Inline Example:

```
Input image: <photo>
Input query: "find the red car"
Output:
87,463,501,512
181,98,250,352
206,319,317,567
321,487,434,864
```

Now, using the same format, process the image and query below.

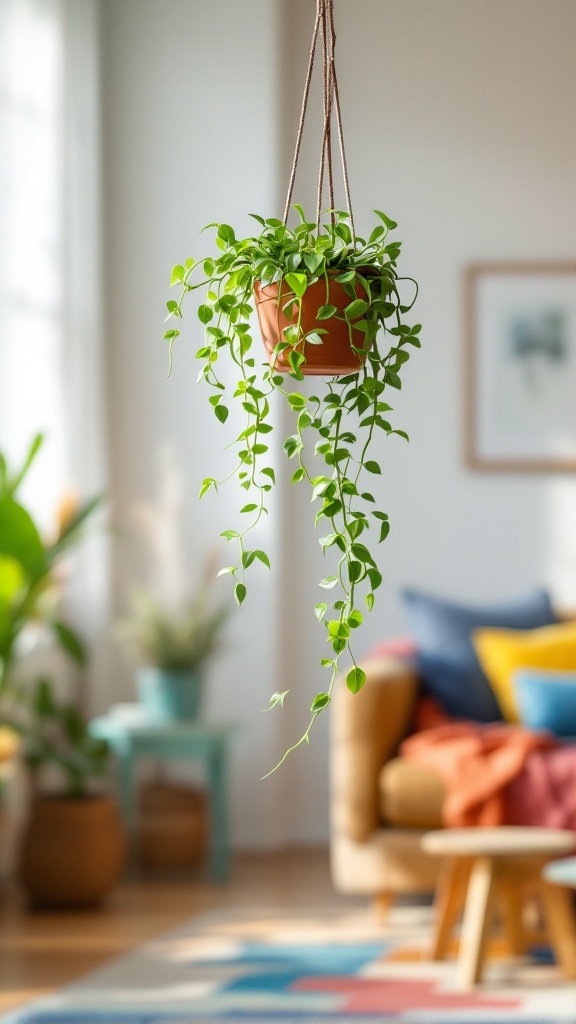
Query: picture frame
465,263,576,472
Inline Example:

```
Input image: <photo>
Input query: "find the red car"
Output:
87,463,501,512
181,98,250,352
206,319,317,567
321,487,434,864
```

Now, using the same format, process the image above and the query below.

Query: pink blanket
401,719,576,830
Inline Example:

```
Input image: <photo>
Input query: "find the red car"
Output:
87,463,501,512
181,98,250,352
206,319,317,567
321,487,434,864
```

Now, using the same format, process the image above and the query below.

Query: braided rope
283,0,354,238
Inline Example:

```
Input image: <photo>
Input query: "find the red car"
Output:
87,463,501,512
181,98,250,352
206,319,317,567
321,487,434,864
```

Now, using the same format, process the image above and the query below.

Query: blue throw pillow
402,589,557,723
515,670,576,737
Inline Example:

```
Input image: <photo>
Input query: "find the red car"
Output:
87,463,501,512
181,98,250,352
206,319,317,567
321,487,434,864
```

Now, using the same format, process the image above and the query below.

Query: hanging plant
165,0,421,770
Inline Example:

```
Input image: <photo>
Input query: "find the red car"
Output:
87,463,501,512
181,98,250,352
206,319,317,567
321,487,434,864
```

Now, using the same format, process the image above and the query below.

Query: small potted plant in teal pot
116,586,229,722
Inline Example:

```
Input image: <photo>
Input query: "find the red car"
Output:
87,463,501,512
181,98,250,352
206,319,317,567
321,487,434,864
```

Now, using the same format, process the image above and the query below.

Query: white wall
101,0,576,847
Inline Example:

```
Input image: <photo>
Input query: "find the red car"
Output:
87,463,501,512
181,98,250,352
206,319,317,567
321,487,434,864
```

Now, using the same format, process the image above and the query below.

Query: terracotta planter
19,795,126,908
254,274,370,376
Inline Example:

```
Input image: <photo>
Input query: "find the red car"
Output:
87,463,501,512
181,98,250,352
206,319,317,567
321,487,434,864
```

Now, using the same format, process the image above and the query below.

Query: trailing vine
166,207,420,770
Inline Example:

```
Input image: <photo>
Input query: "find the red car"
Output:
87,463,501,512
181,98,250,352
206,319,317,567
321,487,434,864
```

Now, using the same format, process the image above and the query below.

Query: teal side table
89,716,235,881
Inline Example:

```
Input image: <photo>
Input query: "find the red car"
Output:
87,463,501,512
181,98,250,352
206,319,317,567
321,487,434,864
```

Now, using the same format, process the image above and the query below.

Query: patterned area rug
4,904,576,1023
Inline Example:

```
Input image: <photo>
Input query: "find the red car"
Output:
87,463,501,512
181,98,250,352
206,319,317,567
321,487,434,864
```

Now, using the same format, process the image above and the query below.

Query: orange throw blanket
401,721,558,827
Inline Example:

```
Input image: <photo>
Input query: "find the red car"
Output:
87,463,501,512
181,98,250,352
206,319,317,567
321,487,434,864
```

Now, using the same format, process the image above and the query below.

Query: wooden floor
0,849,363,1015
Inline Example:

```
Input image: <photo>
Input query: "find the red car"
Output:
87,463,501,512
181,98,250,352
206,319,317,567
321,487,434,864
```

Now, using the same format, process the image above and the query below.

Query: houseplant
0,433,102,701
0,437,123,904
164,1,421,766
115,585,229,721
17,678,125,908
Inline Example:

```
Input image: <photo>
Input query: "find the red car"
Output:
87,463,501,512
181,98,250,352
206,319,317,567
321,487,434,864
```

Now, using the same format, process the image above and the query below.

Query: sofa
330,602,576,907
330,653,443,905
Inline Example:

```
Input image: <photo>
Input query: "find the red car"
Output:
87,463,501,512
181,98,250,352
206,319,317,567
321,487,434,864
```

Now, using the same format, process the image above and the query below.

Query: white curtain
0,0,110,710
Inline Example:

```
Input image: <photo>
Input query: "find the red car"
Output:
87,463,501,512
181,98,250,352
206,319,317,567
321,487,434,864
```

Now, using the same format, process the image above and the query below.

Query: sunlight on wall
0,0,67,527
546,480,576,609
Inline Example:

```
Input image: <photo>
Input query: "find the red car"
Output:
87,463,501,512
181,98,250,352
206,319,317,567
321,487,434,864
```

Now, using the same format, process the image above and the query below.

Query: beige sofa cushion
379,756,446,829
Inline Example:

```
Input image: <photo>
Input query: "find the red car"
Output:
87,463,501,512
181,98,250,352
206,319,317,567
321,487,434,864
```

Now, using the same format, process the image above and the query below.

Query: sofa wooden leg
374,892,394,921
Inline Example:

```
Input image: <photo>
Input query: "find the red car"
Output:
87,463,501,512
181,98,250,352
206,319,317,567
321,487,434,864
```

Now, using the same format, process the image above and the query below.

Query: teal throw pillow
515,670,576,737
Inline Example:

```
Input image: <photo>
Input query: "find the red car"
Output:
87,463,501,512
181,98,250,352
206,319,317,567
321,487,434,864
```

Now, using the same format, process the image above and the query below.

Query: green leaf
263,690,289,710
305,332,324,346
287,393,306,410
53,621,87,666
0,554,25,604
317,304,337,320
365,592,375,611
284,435,303,458
217,223,235,246
346,666,367,695
240,503,258,513
217,565,237,577
234,582,247,605
379,521,391,543
364,461,381,474
303,252,323,275
198,304,213,324
170,264,185,286
328,619,350,639
215,404,229,424
286,253,302,273
348,560,363,584
284,272,308,298
291,468,305,484
348,609,363,629
385,370,402,389
288,350,306,374
261,467,276,483
254,550,271,569
319,576,338,589
374,210,398,230
368,567,383,590
0,499,45,577
6,433,43,498
311,692,331,712
345,299,368,320
199,477,216,498
315,603,327,622
33,678,56,717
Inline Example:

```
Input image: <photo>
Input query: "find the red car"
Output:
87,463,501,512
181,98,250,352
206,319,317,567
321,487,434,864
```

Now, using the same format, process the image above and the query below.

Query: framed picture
465,263,576,472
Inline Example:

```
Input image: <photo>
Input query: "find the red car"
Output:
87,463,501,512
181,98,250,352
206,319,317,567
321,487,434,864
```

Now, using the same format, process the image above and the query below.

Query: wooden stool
421,827,576,988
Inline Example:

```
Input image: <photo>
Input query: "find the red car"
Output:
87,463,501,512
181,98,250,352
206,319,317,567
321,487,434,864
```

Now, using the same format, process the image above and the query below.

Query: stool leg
430,857,471,960
499,876,527,956
540,881,576,979
458,856,497,988
374,892,394,922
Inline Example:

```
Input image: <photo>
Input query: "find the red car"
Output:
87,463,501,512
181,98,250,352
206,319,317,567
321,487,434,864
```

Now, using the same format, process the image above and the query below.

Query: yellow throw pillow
473,620,576,722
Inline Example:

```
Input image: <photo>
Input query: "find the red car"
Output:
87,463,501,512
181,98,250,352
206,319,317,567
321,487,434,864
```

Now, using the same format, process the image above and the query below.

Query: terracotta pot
19,795,126,908
254,274,370,376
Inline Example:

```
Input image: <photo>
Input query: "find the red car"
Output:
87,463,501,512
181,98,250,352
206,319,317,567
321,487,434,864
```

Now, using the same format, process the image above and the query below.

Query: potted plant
0,437,124,905
115,585,229,721
17,678,125,908
166,209,419,761
164,1,421,767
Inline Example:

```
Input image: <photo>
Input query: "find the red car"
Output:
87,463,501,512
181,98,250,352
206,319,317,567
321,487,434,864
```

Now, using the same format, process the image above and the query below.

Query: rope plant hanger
283,0,355,236
166,0,421,773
